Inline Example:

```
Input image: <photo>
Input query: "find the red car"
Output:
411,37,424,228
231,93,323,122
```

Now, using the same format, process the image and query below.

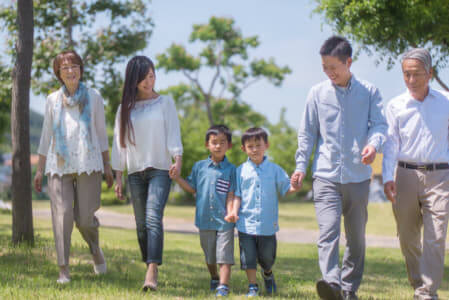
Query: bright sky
29,0,448,128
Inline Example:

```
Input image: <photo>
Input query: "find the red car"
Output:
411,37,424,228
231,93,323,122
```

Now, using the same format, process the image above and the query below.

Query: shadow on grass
1,223,449,299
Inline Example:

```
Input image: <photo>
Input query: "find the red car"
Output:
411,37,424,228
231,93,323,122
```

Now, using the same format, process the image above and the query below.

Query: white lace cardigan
37,88,109,176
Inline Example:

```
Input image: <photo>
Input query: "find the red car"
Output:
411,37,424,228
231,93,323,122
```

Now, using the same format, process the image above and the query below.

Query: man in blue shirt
230,127,299,297
170,125,236,297
292,36,387,300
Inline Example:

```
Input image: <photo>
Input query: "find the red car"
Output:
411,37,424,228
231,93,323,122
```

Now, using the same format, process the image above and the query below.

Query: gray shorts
199,229,235,265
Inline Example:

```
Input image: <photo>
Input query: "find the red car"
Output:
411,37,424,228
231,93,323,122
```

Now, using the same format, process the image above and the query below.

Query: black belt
398,161,449,171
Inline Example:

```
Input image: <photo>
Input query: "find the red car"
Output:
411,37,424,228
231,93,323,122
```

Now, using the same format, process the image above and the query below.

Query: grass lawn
2,211,449,299
33,200,398,236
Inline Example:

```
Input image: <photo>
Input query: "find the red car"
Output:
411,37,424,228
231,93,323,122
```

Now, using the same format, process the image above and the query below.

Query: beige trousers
394,166,449,300
48,172,102,266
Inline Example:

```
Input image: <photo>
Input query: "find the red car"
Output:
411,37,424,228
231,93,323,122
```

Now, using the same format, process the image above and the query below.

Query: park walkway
33,208,402,248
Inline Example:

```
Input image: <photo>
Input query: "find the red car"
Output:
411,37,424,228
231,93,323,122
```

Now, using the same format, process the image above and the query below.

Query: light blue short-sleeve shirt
187,156,236,231
235,157,291,236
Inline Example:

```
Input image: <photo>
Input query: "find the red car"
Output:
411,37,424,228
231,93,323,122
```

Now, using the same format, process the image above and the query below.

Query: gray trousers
394,167,449,300
48,172,102,266
312,177,370,292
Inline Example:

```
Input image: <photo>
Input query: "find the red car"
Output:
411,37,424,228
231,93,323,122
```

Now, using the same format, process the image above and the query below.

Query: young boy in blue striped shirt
170,125,236,297
229,127,299,297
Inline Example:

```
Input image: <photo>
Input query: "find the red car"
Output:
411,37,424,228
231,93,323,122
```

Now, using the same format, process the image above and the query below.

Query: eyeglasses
60,65,80,72
403,71,428,79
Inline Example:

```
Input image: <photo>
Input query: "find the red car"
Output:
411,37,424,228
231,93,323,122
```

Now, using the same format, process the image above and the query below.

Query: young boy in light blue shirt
229,127,299,297
171,125,236,297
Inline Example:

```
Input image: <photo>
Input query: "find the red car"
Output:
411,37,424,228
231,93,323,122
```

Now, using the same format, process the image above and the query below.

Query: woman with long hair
112,56,183,291
34,50,114,284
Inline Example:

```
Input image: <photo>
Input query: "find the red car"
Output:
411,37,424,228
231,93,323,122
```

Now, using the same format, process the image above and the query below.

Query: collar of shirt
207,155,229,169
405,87,434,103
246,156,268,169
332,74,355,94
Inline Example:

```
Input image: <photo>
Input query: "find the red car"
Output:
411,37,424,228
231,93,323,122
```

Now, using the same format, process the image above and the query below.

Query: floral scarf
52,82,93,168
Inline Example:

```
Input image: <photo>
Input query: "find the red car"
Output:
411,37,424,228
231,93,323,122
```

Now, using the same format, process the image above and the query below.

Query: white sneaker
94,262,107,275
56,276,70,284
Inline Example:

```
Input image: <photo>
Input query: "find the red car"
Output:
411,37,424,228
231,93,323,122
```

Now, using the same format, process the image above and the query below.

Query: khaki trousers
48,172,102,266
394,166,449,299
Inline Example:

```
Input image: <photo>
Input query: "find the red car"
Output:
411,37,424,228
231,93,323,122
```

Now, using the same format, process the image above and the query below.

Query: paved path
33,208,403,248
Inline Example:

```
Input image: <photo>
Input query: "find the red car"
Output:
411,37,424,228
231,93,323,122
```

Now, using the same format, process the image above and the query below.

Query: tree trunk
11,0,34,245
66,0,74,48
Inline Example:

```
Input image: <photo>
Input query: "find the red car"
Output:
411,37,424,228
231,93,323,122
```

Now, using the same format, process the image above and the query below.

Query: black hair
320,35,352,63
120,56,156,147
241,127,268,145
205,124,232,143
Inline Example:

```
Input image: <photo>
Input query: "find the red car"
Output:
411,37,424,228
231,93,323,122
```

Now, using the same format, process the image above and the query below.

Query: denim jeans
238,231,277,270
128,168,171,265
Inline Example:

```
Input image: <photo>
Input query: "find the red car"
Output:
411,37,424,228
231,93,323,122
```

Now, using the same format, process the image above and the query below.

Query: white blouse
37,88,109,176
111,95,183,174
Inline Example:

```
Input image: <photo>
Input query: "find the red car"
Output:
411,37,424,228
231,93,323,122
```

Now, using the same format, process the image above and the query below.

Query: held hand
384,181,396,204
33,171,43,193
115,178,123,200
169,157,182,179
361,145,376,165
291,171,305,190
224,212,239,223
104,165,114,188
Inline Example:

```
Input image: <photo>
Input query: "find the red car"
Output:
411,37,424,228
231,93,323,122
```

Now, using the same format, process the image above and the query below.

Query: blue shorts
238,231,276,270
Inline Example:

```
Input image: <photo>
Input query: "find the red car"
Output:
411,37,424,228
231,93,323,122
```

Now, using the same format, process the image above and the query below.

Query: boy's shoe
261,270,277,294
210,279,220,291
247,284,259,297
215,284,230,297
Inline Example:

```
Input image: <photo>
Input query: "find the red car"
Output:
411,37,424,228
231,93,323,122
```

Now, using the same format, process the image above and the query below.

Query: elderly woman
112,56,183,291
33,50,114,284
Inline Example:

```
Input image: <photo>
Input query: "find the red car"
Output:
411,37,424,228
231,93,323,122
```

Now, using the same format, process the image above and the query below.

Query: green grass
2,211,449,299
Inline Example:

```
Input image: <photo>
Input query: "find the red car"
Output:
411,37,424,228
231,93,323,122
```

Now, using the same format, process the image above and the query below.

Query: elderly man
292,36,387,300
383,48,449,300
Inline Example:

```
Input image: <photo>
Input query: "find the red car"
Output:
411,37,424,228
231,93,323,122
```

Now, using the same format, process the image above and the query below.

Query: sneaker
342,290,358,300
215,284,230,297
247,284,259,297
261,270,277,294
210,279,220,291
316,279,343,300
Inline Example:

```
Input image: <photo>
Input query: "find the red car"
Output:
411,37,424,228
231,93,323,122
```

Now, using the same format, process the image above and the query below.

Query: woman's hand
33,171,43,193
169,156,182,179
114,171,124,200
104,163,114,188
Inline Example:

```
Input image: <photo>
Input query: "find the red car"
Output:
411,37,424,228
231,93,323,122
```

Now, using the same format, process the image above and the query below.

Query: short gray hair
402,48,432,73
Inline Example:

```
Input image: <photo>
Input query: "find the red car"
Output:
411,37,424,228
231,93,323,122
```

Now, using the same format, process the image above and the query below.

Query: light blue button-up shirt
295,75,387,184
187,156,236,231
235,157,291,236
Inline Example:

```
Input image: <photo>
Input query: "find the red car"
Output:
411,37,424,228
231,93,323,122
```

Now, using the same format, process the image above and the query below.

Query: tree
314,0,449,91
11,0,34,245
0,0,153,129
157,17,291,126
157,17,296,192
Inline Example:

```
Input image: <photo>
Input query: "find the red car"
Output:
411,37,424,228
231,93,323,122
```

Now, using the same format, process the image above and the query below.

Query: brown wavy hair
119,56,156,147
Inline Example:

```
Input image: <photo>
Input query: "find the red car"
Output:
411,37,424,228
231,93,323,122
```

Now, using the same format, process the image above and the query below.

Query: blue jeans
238,231,277,270
128,168,171,265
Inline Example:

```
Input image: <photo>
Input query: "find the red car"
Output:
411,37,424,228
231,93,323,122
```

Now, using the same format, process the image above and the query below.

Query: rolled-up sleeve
367,87,387,152
163,96,183,158
382,102,399,183
37,96,53,156
111,105,126,171
295,88,319,173
92,90,109,152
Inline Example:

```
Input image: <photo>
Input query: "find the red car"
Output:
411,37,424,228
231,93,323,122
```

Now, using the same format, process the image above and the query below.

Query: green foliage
157,17,295,199
157,16,291,126
314,0,449,87
0,0,154,131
